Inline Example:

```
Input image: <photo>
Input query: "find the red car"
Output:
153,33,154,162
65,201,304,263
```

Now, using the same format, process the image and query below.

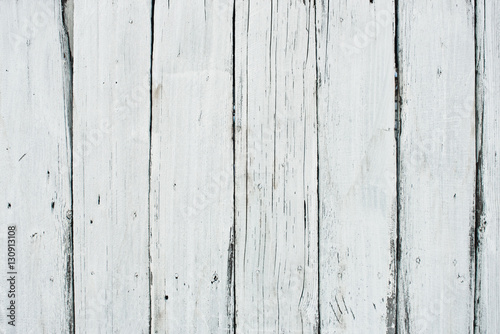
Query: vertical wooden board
316,0,397,332
73,1,151,332
397,1,476,333
234,0,318,332
475,0,500,332
149,1,234,332
0,0,73,332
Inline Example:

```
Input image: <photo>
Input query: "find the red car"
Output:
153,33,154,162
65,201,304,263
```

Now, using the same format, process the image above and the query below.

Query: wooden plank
397,1,476,333
475,0,500,332
149,1,234,332
316,1,397,332
234,0,318,332
0,0,73,332
72,1,152,332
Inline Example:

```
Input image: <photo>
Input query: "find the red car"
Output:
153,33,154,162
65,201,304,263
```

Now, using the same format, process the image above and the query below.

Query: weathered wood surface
397,1,476,333
316,0,397,332
72,0,152,332
1,1,499,333
0,0,73,332
234,0,318,332
475,0,500,332
149,1,234,332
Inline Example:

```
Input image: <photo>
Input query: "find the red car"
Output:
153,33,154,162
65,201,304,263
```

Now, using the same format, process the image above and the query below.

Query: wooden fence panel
149,1,235,332
0,0,73,332
2,1,500,333
316,1,397,332
234,1,319,332
397,1,476,333
72,0,152,332
475,0,500,332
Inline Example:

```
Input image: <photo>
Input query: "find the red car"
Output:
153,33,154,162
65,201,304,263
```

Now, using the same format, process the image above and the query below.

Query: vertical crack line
473,0,485,331
148,1,156,333
313,0,321,332
232,0,237,332
61,0,75,333
394,0,401,333
243,1,250,317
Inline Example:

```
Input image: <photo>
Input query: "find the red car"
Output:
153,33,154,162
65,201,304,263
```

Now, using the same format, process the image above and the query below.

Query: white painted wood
149,1,234,332
0,0,73,332
234,1,318,332
3,2,499,332
475,0,500,332
397,1,476,333
315,1,397,333
72,1,151,332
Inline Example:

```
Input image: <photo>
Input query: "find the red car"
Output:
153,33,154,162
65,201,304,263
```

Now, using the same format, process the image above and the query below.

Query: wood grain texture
316,1,397,332
72,0,152,332
475,0,500,332
397,1,476,333
0,0,73,332
149,1,234,332
234,0,318,332
4,2,500,332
